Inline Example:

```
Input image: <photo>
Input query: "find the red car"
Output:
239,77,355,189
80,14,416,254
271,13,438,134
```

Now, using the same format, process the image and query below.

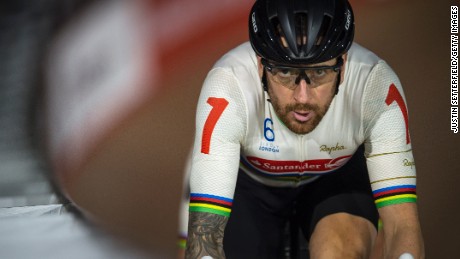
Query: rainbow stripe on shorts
189,193,232,217
373,185,417,208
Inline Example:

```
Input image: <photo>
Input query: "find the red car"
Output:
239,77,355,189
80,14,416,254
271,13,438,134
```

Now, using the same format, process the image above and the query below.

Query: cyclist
185,0,425,258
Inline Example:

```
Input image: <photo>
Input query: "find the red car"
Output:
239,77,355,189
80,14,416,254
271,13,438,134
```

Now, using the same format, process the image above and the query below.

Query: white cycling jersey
189,42,417,217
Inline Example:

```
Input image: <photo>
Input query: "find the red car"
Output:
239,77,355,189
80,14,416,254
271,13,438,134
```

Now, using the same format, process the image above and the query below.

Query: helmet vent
270,13,333,59
294,13,309,48
316,15,332,46
271,19,288,49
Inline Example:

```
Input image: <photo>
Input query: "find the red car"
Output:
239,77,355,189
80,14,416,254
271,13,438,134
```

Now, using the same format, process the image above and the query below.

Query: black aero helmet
249,0,354,65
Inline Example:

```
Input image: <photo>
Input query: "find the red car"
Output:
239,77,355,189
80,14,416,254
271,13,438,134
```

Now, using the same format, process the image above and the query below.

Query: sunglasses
261,57,343,90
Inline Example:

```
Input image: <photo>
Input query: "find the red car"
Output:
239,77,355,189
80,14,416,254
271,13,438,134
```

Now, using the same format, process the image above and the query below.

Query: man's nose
293,79,312,103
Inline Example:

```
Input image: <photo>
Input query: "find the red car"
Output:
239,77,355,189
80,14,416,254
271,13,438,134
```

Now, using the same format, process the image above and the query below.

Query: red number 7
201,97,229,154
385,84,410,144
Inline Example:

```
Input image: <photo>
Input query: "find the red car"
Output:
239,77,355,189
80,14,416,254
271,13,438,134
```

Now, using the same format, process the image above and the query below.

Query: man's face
260,56,345,135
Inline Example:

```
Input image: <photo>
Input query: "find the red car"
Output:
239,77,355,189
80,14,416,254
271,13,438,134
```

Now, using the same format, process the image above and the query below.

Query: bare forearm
379,203,425,259
185,212,228,259
382,223,424,258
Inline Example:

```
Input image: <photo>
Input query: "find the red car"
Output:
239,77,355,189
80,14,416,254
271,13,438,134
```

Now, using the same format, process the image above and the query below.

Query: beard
268,86,335,135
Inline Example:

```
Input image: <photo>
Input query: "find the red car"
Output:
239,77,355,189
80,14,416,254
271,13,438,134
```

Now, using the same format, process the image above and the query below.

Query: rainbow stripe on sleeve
373,185,417,208
189,193,232,217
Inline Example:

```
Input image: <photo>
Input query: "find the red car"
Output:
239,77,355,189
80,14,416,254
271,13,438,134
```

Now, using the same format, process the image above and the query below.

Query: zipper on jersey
297,134,305,183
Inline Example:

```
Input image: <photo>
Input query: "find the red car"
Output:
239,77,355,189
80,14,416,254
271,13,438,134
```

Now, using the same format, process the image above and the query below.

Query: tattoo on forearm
185,211,228,259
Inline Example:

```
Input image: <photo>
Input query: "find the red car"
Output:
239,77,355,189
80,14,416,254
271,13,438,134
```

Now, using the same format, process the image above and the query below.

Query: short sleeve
362,61,417,208
189,68,247,216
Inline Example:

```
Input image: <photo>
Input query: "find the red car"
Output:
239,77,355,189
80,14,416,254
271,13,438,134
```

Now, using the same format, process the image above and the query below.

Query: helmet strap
334,70,341,95
261,67,268,92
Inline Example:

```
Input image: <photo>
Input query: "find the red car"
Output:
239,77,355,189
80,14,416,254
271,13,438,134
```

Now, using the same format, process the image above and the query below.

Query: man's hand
185,212,228,259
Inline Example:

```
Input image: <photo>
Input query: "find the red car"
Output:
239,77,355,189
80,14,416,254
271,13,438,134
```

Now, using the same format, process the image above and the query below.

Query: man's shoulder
343,43,389,91
347,43,382,67
346,43,399,88
205,42,261,99
213,42,256,70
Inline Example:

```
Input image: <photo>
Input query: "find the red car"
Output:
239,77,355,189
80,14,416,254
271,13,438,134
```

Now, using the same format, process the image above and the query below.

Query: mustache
285,103,319,112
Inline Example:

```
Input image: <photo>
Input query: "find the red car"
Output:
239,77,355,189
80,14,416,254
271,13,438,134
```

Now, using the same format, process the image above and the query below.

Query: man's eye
278,69,292,77
314,69,326,76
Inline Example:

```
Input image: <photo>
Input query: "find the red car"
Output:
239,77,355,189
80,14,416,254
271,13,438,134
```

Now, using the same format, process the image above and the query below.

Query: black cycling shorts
222,145,379,259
